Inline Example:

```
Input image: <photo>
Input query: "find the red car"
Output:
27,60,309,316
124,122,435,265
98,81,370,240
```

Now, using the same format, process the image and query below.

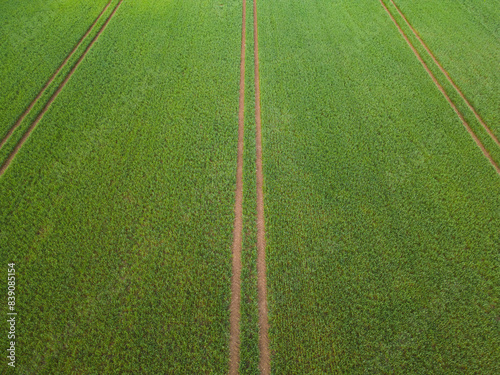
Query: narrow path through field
228,0,246,373
379,0,500,175
0,0,113,150
0,0,123,177
253,0,270,373
389,0,500,148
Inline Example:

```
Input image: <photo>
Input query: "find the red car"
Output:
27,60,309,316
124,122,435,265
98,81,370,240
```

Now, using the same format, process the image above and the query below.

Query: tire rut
228,0,246,373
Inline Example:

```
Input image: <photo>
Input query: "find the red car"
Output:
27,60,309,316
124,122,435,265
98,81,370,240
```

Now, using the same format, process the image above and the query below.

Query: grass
391,0,500,139
1,0,499,373
0,0,241,372
0,0,111,140
380,0,500,173
258,0,500,373
0,0,122,168
456,0,500,38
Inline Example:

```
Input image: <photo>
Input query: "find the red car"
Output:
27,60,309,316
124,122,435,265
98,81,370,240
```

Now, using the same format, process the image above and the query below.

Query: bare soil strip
389,0,500,148
253,0,271,373
0,0,123,177
0,0,113,150
379,0,500,175
228,0,246,373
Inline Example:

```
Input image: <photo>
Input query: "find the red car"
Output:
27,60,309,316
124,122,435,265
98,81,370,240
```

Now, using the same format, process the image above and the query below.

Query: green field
0,0,111,139
384,0,500,168
258,0,499,373
1,0,499,373
1,0,241,372
392,0,500,136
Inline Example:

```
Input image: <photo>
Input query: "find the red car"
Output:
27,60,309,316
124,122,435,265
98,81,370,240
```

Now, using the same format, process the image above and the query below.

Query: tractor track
0,0,123,177
388,0,500,148
379,0,500,175
0,0,113,150
228,0,246,373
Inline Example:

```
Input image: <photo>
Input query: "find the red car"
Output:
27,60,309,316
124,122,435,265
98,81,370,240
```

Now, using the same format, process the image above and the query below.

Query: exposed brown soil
253,0,271,374
0,0,123,177
389,0,500,149
379,0,500,175
0,0,113,151
228,0,246,373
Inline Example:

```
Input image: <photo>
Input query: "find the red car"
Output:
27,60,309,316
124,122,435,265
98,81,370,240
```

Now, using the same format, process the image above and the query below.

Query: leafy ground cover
1,0,499,373
0,0,122,169
0,0,242,372
0,0,111,140
390,0,500,140
456,0,500,38
258,0,500,372
380,0,500,174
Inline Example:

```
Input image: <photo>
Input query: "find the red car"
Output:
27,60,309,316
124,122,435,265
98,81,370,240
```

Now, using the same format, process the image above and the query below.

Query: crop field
385,0,500,168
1,0,241,372
394,0,500,136
0,0,112,142
1,0,499,374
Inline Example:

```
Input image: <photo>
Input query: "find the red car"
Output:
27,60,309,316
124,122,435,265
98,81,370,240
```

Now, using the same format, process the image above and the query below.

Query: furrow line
379,0,500,175
228,0,246,373
0,0,123,177
389,0,500,148
0,0,113,150
253,0,270,374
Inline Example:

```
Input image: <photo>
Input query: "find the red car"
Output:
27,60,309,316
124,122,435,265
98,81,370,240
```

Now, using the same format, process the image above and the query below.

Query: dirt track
379,0,500,175
0,0,123,177
253,0,271,373
228,0,246,373
0,0,113,151
389,0,500,149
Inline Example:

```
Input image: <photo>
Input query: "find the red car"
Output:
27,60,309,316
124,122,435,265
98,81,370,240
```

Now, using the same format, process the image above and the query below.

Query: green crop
239,1,260,373
379,0,500,169
1,0,499,373
1,0,242,372
391,0,500,140
0,0,111,140
258,0,500,373
0,0,122,168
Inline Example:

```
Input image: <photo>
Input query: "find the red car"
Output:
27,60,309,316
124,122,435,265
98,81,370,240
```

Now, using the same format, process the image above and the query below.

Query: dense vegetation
0,0,111,141
0,0,241,372
391,0,500,139
1,0,498,373
382,0,500,170
258,0,499,372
